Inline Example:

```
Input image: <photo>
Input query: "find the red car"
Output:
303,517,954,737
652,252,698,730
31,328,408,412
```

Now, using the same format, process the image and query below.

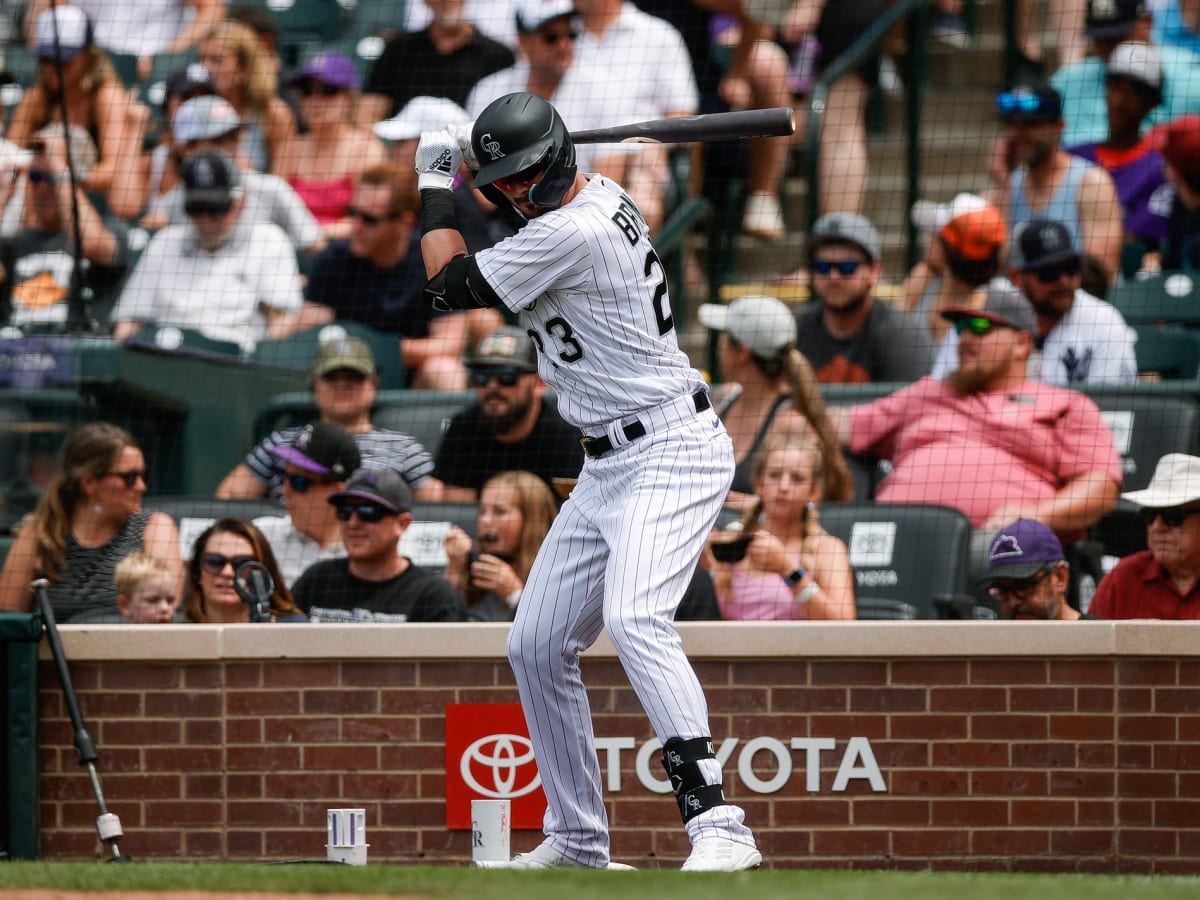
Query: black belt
580,390,711,459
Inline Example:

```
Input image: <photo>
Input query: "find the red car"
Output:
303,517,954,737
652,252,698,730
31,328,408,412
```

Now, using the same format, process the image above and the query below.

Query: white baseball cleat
474,842,636,870
681,836,763,872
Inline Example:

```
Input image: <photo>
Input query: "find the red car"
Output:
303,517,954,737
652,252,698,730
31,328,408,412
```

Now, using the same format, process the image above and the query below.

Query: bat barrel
569,107,796,145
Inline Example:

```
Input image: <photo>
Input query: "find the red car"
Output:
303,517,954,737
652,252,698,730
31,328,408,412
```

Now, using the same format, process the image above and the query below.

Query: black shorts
815,0,887,88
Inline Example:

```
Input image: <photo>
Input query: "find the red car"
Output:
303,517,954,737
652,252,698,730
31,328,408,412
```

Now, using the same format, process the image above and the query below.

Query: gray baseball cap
942,285,1037,335
173,95,242,144
808,212,881,262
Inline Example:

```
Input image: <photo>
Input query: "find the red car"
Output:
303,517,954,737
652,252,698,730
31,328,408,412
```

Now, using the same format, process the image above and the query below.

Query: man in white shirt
253,422,360,587
112,150,303,353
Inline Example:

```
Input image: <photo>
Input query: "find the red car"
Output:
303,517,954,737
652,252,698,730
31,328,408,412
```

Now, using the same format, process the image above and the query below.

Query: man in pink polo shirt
830,286,1122,553
1090,454,1200,619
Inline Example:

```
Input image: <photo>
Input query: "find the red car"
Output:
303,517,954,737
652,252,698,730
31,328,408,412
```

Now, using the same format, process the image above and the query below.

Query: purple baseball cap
978,519,1065,585
328,468,412,514
270,423,360,479
293,52,359,91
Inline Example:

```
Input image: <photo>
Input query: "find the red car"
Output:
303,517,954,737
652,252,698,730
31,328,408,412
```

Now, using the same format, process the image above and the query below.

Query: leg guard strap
661,736,727,823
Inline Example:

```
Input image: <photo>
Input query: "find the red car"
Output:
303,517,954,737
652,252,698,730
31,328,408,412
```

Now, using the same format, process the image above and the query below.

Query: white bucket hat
1120,454,1200,508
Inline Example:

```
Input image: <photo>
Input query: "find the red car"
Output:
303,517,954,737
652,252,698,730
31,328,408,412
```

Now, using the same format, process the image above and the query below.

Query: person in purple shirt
1067,41,1172,253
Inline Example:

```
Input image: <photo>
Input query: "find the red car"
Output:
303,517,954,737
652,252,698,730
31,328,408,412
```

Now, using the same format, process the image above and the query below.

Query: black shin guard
661,736,726,823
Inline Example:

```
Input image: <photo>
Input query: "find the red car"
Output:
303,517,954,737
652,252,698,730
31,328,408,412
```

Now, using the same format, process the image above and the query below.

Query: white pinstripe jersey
474,176,704,431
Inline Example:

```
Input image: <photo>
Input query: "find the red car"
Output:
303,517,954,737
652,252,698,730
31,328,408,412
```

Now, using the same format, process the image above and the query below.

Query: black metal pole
31,578,130,862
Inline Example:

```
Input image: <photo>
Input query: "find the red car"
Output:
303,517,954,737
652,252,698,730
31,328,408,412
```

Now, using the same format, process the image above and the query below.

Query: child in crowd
113,551,180,624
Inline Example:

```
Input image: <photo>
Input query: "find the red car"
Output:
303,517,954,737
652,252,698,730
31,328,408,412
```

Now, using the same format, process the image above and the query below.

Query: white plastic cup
326,808,368,866
471,799,511,864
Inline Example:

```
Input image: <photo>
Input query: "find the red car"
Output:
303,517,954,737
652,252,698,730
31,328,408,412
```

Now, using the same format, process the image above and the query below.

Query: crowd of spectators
2,0,1200,623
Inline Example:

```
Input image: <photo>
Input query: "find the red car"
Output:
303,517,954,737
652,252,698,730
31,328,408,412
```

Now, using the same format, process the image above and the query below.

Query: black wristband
420,188,457,233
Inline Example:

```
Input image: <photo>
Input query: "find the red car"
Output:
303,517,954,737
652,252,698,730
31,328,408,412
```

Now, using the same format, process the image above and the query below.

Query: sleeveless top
47,510,152,623
721,570,809,621
288,172,355,225
716,387,793,495
1010,156,1087,248
240,114,271,174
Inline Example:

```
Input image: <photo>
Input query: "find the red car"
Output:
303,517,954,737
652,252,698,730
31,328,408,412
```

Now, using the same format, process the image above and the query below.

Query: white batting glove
447,121,477,170
415,129,461,191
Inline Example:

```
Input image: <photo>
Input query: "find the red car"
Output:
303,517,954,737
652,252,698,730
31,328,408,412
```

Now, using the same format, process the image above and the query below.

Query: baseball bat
569,107,795,144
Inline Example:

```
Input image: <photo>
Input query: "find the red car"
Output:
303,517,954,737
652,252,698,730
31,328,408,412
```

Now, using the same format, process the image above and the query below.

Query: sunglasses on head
334,503,392,523
1139,506,1200,528
347,205,396,226
995,90,1058,121
297,80,342,98
540,29,578,45
106,469,147,488
469,366,523,388
953,315,1004,337
28,169,58,186
1031,258,1081,283
200,552,258,576
813,259,864,277
184,199,233,218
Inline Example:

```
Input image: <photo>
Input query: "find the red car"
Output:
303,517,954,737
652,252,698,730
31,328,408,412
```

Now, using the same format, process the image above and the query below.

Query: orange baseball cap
912,193,1007,261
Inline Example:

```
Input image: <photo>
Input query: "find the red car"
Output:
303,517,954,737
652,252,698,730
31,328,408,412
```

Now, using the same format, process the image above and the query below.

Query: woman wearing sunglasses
0,422,181,622
284,52,386,239
183,518,303,623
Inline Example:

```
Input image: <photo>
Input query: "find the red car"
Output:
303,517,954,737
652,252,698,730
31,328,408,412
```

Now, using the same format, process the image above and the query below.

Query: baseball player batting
415,92,761,872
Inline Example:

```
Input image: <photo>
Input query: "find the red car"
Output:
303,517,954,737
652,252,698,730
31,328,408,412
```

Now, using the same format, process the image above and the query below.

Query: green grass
1,863,1199,899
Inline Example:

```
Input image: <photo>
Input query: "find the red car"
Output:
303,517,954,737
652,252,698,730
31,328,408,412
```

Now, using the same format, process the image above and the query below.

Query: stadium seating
1131,324,1200,380
1109,271,1200,327
252,322,405,390
142,495,284,559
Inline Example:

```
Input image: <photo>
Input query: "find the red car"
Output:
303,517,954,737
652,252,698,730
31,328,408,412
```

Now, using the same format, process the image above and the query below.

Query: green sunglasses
953,316,1000,337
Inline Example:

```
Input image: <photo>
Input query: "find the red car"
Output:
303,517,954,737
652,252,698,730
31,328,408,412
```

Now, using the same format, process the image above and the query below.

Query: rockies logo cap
978,519,1064,585
270,423,361,479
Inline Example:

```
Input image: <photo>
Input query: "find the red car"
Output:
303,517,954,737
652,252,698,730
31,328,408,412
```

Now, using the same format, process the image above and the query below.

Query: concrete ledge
43,620,1200,662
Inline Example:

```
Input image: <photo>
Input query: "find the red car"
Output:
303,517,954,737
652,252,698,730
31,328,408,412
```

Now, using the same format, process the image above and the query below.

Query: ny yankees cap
1085,0,1147,39
978,519,1065,585
515,0,576,33
329,467,412,514
942,284,1037,334
181,150,242,206
1010,218,1078,271
911,193,1007,262
270,423,361,479
808,212,881,262
698,295,797,359
312,336,377,377
1106,41,1163,92
374,96,470,142
174,95,242,144
165,63,216,107
469,326,538,372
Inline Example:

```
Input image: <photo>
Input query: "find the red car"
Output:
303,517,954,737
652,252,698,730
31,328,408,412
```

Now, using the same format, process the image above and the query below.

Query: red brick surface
33,654,1200,873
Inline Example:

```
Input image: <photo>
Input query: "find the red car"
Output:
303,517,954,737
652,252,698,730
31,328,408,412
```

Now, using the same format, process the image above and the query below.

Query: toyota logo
460,734,541,798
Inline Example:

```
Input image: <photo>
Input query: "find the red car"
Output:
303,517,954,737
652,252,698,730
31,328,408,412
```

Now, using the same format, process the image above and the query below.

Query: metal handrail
804,0,930,268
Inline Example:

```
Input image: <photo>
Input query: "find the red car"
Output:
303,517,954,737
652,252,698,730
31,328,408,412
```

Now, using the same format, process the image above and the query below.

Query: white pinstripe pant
507,410,751,865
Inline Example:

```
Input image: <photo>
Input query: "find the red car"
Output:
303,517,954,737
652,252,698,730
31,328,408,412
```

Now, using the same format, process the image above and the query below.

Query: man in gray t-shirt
795,212,934,384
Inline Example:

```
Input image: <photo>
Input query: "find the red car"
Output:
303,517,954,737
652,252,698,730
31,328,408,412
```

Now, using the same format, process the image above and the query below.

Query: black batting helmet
471,92,577,209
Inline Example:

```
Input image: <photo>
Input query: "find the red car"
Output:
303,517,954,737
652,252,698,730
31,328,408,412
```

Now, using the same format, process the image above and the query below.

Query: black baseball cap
1010,219,1079,271
270,423,361,479
328,468,412,514
1086,0,1147,39
181,150,241,207
468,326,538,372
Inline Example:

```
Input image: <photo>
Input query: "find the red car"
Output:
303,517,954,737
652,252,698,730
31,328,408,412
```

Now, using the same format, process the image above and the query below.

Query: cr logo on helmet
459,733,542,799
480,134,504,161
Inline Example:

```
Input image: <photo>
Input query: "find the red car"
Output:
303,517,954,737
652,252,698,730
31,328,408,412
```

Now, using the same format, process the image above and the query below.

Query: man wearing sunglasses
931,217,1136,385
795,212,935,384
290,468,466,623
300,162,472,389
829,285,1122,559
986,79,1123,287
435,325,583,502
112,150,303,353
251,423,361,588
977,518,1088,620
1091,454,1200,619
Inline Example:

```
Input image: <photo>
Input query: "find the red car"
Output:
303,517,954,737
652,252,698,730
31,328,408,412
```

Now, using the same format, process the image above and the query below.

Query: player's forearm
421,228,469,279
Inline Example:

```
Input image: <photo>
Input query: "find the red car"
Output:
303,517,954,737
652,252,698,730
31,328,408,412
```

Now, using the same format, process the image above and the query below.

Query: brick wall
32,622,1200,872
